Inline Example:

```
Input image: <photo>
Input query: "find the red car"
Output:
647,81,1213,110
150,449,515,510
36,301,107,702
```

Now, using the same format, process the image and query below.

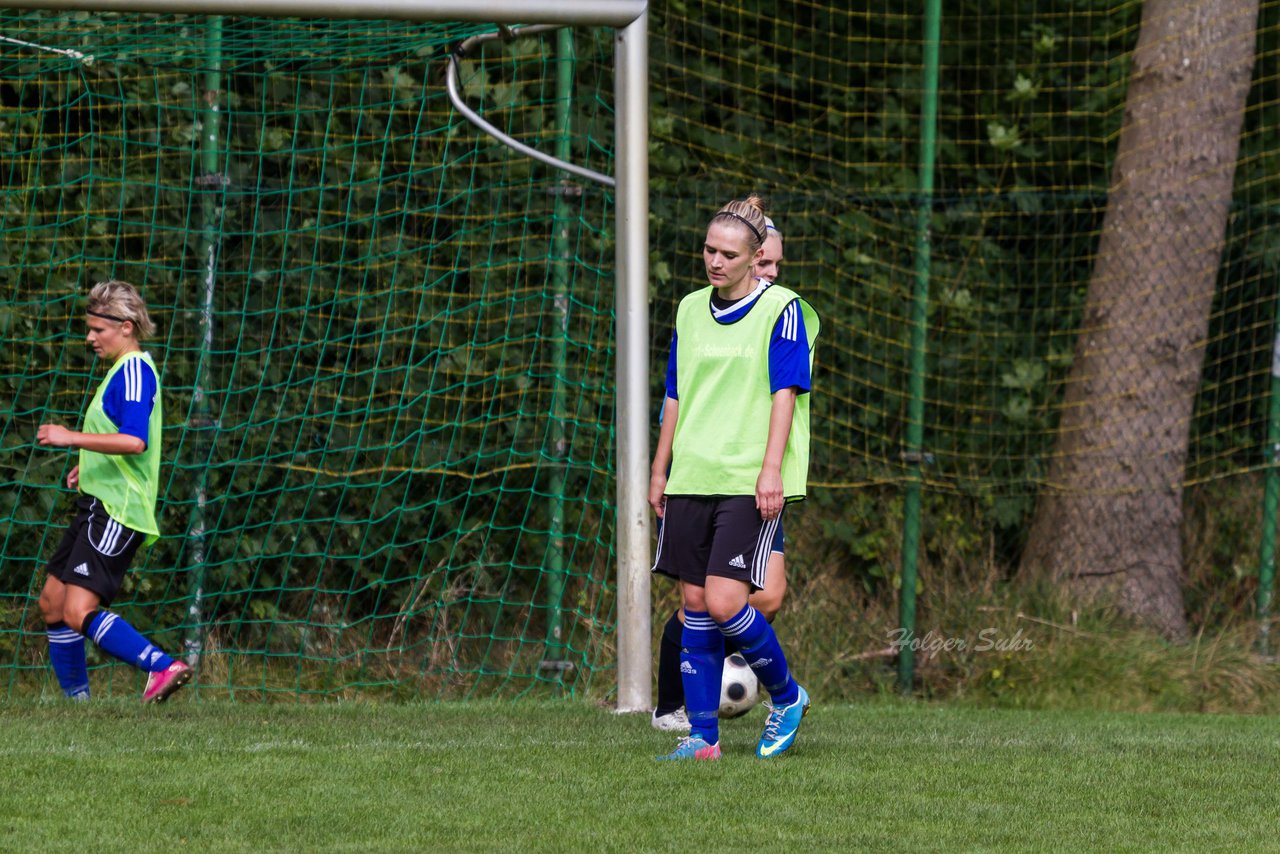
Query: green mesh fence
645,1,1280,643
1,13,619,699
3,3,1280,701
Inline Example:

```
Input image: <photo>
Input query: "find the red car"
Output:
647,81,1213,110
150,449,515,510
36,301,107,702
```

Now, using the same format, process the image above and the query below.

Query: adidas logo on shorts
72,563,90,577
729,555,747,569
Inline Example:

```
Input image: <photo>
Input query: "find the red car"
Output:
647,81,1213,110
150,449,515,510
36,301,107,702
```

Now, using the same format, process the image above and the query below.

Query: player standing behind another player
650,197,819,759
36,280,192,703
651,215,789,732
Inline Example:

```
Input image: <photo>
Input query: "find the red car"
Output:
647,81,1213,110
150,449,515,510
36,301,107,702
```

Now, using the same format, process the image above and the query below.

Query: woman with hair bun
651,211,791,734
650,197,819,760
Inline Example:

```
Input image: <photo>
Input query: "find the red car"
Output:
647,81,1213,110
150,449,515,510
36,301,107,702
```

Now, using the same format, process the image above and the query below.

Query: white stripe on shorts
88,500,135,557
651,515,666,573
750,513,781,590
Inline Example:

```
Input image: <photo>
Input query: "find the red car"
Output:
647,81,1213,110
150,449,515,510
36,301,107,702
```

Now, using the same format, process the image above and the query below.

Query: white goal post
7,0,654,714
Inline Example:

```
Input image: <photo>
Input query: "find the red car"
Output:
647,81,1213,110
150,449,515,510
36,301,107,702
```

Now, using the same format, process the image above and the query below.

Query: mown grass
2,699,1278,852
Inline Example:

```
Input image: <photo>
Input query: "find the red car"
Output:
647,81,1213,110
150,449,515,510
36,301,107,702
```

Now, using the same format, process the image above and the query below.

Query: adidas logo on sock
729,555,747,569
680,661,696,674
72,563,90,577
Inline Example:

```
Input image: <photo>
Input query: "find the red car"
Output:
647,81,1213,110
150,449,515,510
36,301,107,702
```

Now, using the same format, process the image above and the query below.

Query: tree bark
1021,0,1259,640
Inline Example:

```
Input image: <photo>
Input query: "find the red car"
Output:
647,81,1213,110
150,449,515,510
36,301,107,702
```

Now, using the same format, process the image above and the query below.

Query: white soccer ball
719,652,760,718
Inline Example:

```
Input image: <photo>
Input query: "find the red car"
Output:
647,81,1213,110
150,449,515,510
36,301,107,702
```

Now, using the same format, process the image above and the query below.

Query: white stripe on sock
91,612,118,645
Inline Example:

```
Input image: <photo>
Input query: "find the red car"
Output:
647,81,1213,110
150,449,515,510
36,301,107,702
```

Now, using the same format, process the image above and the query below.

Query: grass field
2,698,1278,852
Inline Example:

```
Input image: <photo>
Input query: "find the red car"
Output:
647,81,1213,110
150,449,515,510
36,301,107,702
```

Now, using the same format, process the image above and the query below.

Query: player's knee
681,587,708,614
750,588,785,621
706,602,738,624
37,590,61,623
704,592,746,624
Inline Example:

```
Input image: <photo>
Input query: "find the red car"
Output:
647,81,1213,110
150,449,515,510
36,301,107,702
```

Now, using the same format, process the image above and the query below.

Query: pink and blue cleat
657,736,721,761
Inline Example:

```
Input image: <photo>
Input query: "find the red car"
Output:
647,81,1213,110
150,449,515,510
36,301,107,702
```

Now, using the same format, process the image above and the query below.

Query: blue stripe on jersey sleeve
102,358,158,445
768,300,811,394
665,331,679,401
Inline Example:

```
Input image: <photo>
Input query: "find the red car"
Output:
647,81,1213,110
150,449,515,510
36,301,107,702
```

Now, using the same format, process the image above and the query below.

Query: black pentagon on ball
726,682,747,701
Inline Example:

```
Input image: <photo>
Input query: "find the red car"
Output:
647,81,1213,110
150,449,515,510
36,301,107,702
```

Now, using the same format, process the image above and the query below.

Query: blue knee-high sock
718,603,799,706
680,610,724,745
723,632,742,657
47,621,90,699
84,610,174,674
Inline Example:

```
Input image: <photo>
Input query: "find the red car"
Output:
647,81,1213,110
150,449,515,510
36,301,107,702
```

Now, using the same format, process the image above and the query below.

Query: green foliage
778,476,1280,711
648,0,1277,611
644,2,1132,572
3,1,1280,704
0,14,619,698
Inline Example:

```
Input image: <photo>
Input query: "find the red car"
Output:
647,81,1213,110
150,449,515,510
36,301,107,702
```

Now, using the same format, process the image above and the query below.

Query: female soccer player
651,215,790,733
650,198,818,759
36,280,192,703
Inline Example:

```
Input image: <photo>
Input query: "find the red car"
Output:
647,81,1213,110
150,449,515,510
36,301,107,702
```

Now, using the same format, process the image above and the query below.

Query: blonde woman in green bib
36,280,191,703
650,197,819,760
651,214,790,733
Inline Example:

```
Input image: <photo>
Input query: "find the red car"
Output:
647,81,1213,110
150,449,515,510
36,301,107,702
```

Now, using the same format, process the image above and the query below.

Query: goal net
0,11,622,699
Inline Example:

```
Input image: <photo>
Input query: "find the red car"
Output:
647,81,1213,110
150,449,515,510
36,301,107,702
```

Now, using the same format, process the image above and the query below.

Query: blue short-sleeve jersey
101,356,158,446
665,281,811,401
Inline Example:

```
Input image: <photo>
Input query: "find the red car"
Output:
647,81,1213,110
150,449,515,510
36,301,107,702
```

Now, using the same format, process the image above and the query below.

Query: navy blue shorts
652,495,783,591
45,495,143,607
656,515,784,554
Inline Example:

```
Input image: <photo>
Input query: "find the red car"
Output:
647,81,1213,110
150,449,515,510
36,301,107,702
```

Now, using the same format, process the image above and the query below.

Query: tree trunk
1021,0,1259,640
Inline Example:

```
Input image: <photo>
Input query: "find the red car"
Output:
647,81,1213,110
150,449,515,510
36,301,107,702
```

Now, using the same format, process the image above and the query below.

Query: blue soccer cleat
656,736,721,761
755,685,810,758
